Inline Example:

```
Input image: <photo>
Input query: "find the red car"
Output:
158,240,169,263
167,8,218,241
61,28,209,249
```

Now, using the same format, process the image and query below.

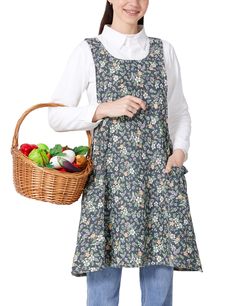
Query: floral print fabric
71,37,203,277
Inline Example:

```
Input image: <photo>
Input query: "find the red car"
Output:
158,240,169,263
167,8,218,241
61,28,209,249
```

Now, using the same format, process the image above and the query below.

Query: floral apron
71,37,203,277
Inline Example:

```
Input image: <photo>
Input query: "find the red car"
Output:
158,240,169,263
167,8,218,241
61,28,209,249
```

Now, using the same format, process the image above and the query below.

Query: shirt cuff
84,102,103,128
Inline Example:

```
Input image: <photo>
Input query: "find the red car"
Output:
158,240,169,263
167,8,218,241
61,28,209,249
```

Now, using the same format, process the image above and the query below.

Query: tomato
58,168,67,172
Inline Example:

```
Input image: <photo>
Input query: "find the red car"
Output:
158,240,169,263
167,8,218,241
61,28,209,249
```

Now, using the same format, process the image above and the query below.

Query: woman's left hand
164,149,186,173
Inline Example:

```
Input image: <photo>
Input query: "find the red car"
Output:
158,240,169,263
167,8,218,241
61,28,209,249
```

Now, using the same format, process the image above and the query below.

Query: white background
1,0,234,305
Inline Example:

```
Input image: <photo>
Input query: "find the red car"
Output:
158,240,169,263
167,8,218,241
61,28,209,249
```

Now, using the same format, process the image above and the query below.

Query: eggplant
57,157,83,173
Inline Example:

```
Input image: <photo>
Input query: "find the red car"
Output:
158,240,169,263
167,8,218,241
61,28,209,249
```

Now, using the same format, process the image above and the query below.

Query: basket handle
11,103,92,157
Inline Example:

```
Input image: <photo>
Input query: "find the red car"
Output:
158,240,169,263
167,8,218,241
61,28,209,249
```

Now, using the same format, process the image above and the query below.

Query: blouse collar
99,24,148,50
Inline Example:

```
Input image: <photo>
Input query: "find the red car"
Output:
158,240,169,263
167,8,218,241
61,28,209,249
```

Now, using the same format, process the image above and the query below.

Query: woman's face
110,0,149,26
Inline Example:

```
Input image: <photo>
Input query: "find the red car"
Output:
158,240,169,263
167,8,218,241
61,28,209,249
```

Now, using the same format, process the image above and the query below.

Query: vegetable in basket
57,157,83,173
75,155,87,169
49,144,66,157
28,148,49,166
49,149,75,169
37,143,49,153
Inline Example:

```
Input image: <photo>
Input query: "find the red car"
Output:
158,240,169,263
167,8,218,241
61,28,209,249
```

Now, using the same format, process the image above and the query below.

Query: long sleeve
163,41,191,162
48,40,103,132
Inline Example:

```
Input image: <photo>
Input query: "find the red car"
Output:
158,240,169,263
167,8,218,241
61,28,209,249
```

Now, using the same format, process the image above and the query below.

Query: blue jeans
86,265,174,306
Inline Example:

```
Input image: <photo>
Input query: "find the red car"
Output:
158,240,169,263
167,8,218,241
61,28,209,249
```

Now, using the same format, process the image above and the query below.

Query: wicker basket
11,103,93,205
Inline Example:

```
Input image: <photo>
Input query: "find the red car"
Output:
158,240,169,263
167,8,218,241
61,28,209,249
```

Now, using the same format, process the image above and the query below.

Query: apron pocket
170,165,188,175
164,165,189,195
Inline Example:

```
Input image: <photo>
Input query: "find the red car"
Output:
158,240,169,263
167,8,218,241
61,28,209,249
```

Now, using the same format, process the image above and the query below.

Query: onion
62,150,75,163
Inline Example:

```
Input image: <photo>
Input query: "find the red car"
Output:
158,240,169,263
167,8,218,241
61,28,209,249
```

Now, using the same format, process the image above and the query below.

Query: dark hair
99,1,144,34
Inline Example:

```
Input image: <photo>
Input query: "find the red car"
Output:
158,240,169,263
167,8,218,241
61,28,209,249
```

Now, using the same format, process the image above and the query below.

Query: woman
49,1,203,305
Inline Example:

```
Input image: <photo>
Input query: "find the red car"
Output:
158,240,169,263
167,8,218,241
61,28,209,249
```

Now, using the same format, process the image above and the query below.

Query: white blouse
48,24,191,161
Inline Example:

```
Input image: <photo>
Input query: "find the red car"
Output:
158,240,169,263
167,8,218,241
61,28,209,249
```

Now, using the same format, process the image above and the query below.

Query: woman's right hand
93,95,147,121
